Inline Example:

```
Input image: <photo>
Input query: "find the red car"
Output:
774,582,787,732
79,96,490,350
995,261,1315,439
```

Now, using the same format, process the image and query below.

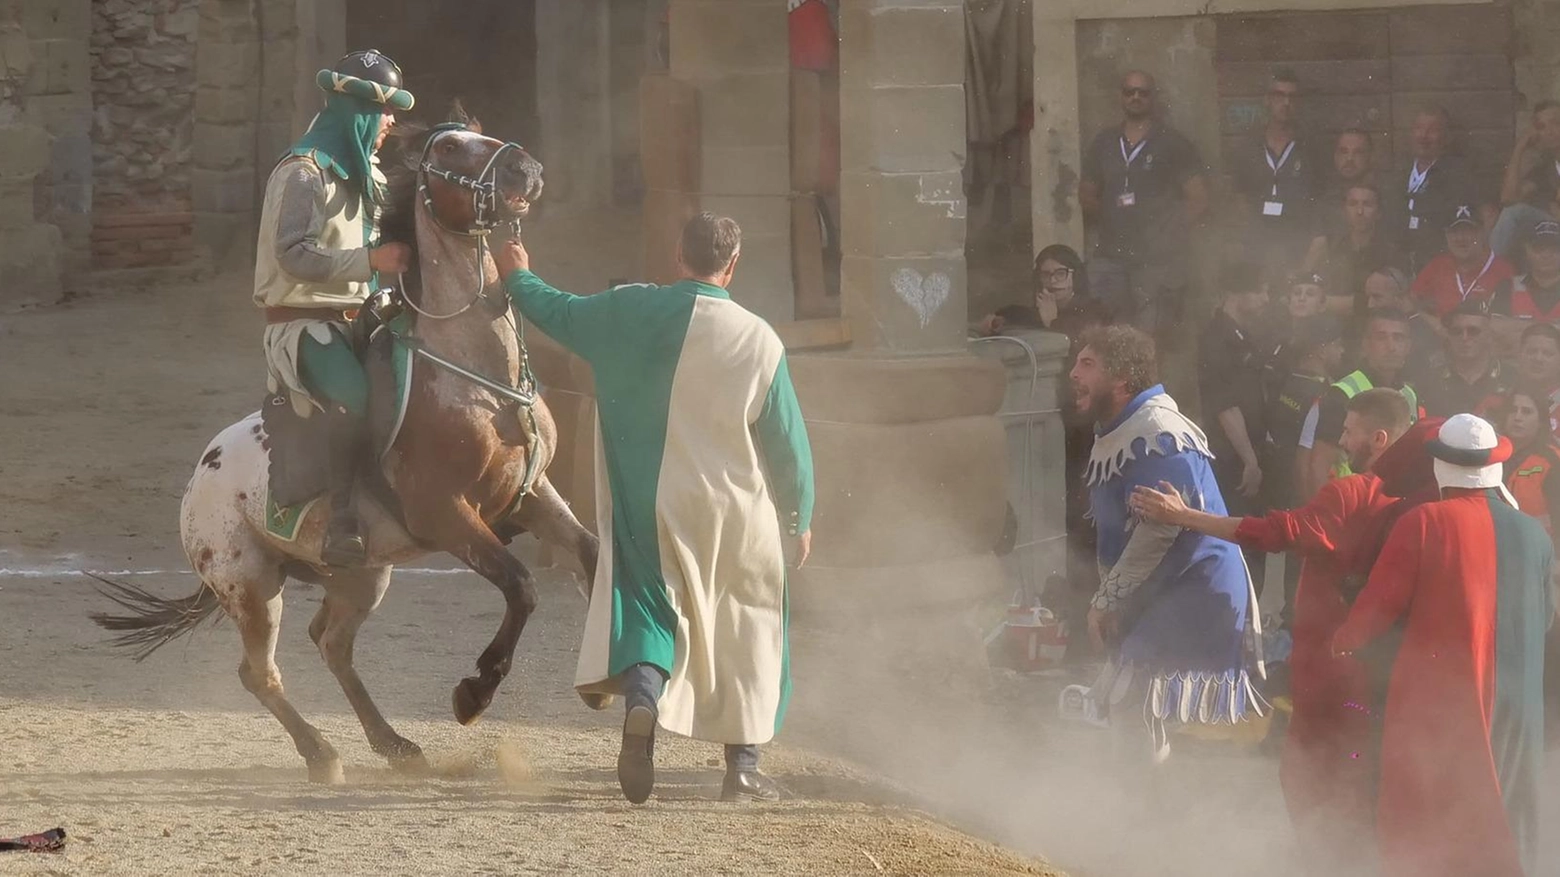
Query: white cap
1428,413,1518,508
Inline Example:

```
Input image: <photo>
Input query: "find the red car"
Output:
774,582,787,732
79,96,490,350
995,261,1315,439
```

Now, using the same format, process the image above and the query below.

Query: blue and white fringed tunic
1085,386,1266,750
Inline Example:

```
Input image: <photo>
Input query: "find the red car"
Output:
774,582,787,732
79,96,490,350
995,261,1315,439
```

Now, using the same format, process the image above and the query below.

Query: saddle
261,292,407,510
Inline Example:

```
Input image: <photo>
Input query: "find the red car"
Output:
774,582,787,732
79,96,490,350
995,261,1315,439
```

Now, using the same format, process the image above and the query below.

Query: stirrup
321,519,367,566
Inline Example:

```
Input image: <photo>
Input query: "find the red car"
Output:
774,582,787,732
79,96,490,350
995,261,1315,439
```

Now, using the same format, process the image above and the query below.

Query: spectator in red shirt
1491,219,1560,355
1411,201,1515,318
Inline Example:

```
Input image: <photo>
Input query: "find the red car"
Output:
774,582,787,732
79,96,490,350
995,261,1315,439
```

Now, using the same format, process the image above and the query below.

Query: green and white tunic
504,270,815,745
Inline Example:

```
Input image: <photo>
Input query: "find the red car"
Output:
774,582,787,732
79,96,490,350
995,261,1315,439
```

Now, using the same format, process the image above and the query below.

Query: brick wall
90,0,198,268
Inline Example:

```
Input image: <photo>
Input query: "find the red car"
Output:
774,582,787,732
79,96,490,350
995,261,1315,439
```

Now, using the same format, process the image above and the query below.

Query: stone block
24,38,86,96
198,1,258,44
697,193,791,239
0,25,32,81
21,0,89,41
24,91,89,135
842,4,964,90
840,170,965,259
191,167,255,214
1392,90,1515,133
0,222,63,307
700,146,790,196
725,231,793,325
193,121,256,172
841,254,967,353
195,85,259,126
697,72,788,149
0,176,34,228
0,123,51,176
195,39,259,90
789,351,1005,425
669,0,787,80
840,83,965,175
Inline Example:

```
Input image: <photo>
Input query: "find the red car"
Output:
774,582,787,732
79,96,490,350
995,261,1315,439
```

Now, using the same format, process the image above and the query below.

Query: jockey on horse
254,49,416,566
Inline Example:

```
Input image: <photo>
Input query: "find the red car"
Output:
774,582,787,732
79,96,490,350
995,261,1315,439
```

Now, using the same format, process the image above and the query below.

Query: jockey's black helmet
332,49,404,91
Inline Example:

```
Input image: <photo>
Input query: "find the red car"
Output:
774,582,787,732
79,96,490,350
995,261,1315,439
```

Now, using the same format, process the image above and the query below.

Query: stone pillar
191,0,261,267
535,0,614,212
190,0,341,268
0,2,68,305
789,3,1008,683
837,0,966,352
1030,10,1083,258
19,0,91,276
669,0,793,325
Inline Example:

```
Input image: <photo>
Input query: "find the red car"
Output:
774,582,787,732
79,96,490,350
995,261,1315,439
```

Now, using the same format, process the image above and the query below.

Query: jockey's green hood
289,49,414,193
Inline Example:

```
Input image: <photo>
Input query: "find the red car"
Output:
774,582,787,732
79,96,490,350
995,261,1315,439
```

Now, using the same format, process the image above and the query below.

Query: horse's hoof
390,750,430,775
377,738,429,774
307,757,346,785
452,677,491,726
580,692,616,711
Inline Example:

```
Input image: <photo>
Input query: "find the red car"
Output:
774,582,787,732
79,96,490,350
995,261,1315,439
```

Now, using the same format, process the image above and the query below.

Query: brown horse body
92,109,598,783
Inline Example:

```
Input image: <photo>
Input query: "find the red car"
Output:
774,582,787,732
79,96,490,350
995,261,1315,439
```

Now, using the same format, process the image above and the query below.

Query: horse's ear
448,99,482,135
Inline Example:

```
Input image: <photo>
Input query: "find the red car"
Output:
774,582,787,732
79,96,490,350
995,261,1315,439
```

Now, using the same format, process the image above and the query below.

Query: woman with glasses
977,244,1110,631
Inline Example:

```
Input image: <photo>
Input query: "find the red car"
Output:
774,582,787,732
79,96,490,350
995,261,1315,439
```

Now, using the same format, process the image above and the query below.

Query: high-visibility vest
1330,371,1421,477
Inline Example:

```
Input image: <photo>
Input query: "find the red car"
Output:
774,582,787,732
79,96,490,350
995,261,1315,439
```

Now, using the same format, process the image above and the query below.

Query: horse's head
390,103,543,236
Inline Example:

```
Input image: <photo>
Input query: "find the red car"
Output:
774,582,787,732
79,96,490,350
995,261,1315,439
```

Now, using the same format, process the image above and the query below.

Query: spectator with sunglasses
1418,300,1510,419
1079,70,1208,348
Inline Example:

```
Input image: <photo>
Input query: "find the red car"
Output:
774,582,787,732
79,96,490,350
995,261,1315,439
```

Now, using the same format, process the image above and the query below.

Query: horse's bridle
417,122,527,238
402,122,526,321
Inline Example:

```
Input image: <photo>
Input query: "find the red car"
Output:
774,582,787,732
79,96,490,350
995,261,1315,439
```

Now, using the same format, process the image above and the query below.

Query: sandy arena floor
9,270,1551,876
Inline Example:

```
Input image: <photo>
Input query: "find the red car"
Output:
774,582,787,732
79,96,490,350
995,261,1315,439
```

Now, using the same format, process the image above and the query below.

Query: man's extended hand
1239,460,1263,498
1087,606,1118,650
791,530,812,569
1130,480,1190,524
492,235,530,276
369,242,412,274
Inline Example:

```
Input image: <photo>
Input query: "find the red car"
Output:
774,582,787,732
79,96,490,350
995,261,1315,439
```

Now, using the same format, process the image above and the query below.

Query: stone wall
90,0,198,268
0,0,85,306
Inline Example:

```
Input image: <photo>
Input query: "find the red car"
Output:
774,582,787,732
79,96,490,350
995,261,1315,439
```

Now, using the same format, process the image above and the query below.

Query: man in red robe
1335,413,1553,877
1130,389,1435,868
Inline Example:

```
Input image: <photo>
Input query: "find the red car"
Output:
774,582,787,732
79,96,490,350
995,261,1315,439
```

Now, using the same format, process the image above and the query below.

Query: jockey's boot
321,405,368,567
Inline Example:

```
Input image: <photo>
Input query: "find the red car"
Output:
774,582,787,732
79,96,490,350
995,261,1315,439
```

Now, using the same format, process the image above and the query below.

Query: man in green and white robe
494,213,815,804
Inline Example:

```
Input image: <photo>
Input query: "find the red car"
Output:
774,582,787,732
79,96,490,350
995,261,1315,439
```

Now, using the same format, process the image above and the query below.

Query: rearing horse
91,106,599,784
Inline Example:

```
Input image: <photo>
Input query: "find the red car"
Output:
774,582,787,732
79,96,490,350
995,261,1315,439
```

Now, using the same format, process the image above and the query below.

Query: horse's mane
377,101,484,300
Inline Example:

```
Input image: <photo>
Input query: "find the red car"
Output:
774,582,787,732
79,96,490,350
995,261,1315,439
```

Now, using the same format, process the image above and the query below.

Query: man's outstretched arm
494,236,616,359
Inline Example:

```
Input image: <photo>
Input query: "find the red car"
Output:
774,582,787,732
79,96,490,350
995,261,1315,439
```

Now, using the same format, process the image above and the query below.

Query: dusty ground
0,272,1056,876
15,269,1551,876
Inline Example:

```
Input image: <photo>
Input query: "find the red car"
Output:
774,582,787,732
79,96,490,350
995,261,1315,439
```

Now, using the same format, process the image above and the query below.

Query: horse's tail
88,574,223,662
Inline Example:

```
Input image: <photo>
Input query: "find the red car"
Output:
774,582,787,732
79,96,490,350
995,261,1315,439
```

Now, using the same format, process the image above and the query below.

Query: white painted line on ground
0,567,474,578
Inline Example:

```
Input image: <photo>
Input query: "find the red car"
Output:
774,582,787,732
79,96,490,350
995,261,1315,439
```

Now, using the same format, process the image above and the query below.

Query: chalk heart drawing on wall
892,267,951,329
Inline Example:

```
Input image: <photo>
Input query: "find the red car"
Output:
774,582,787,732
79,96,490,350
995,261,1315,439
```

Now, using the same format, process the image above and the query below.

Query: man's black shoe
617,704,656,804
720,769,782,802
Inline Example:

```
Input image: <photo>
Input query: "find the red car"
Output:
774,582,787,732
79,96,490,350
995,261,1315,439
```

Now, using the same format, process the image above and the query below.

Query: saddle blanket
264,322,414,542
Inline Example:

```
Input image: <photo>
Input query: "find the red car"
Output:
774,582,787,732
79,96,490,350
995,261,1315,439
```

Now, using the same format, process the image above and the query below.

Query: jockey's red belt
265,306,359,325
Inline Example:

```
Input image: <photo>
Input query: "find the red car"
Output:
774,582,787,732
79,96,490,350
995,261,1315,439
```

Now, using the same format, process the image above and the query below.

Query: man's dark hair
1346,387,1413,439
1535,99,1560,117
1365,306,1411,330
1520,321,1560,349
1080,325,1158,397
1272,68,1299,88
1341,181,1381,203
679,212,742,277
1441,299,1491,329
1337,127,1374,150
1416,104,1451,125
